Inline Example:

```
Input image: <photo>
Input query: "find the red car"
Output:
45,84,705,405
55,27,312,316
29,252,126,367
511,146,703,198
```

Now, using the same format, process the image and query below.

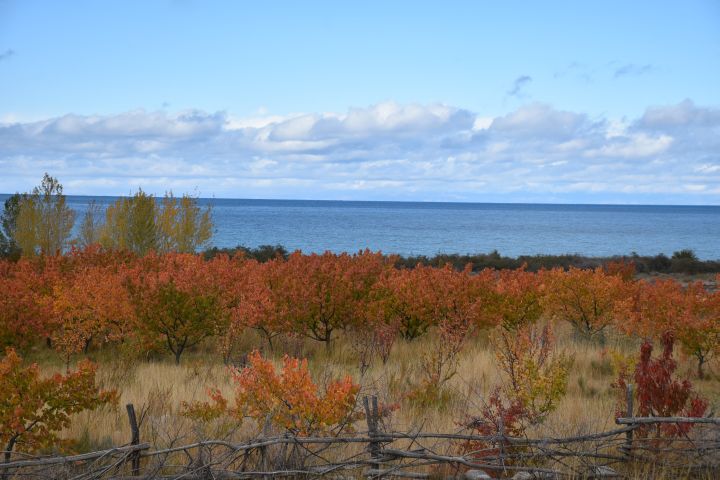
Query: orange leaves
49,262,134,359
493,266,543,331
127,252,228,364
0,348,116,459
232,351,359,435
617,277,719,378
184,351,360,436
541,266,630,337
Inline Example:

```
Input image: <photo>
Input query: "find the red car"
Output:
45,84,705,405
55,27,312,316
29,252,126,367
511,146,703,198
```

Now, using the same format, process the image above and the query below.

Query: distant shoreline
4,194,718,259
205,245,720,274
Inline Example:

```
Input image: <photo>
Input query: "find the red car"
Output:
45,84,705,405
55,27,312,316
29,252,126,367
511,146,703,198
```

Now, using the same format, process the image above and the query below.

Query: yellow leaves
491,324,572,424
101,190,213,255
13,174,75,256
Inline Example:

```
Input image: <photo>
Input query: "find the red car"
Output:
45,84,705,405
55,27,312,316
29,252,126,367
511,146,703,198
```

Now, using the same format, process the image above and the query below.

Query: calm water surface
2,195,719,259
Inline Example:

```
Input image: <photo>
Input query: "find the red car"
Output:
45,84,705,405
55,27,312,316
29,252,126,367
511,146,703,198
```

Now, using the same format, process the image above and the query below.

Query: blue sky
1,0,719,203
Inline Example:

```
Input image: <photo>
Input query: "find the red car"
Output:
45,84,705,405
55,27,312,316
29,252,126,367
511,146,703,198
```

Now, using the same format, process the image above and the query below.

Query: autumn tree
541,266,630,338
0,348,116,461
492,266,542,331
615,278,686,338
373,267,429,340
279,251,388,348
405,265,497,404
128,253,226,364
101,190,213,255
617,277,719,378
0,255,66,348
677,280,720,379
49,261,134,364
75,200,103,248
0,193,22,259
13,174,76,256
224,257,288,353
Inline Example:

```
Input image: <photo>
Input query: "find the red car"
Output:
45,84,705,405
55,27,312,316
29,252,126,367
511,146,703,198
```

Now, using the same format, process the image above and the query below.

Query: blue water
2,195,719,259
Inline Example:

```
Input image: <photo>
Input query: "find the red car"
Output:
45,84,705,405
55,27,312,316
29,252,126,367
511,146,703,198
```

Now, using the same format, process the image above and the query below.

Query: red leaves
615,331,708,438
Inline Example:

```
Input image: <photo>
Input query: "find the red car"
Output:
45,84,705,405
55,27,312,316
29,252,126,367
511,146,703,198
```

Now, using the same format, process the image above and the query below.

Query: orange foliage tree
49,262,134,363
405,265,497,403
492,266,542,331
0,348,116,461
615,278,686,338
185,351,359,436
542,266,630,338
617,277,719,378
277,251,389,348
0,256,65,348
678,280,720,379
127,253,228,364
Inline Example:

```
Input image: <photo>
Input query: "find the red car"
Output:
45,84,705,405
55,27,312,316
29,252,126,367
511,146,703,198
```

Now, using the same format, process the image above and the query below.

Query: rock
589,465,619,478
465,470,492,480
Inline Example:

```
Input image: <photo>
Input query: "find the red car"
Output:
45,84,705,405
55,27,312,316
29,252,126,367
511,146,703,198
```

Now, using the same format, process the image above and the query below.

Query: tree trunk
697,355,705,380
174,348,183,365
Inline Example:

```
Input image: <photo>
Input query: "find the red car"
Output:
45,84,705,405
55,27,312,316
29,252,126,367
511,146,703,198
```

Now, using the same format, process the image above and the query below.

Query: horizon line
0,192,719,209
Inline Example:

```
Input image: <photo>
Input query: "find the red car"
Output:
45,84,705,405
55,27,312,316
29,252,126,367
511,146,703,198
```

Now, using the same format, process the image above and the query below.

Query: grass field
23,321,718,453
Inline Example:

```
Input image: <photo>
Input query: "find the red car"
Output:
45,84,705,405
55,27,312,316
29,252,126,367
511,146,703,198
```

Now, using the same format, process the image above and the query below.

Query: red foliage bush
614,331,708,438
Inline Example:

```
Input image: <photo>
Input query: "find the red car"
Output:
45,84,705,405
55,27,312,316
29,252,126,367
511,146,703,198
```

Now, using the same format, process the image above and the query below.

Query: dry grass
22,321,718,456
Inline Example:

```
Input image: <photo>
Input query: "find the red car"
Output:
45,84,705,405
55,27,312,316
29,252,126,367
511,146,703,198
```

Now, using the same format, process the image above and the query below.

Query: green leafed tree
75,200,104,249
0,194,23,259
12,174,76,257
100,189,212,255
158,193,213,253
100,189,158,255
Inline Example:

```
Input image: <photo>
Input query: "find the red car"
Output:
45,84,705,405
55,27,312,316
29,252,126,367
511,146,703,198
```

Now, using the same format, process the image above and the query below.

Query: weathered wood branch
0,443,150,469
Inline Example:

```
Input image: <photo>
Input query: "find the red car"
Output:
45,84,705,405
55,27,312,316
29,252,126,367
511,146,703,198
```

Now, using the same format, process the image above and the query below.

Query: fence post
126,403,141,476
624,384,634,458
497,416,506,475
364,396,381,476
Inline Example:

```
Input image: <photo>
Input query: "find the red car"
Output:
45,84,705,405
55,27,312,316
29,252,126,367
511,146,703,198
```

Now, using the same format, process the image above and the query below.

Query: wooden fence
2,391,719,479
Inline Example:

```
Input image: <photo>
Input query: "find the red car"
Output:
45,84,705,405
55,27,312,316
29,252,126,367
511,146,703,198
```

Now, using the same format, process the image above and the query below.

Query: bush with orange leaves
0,348,117,461
541,266,631,338
184,351,360,436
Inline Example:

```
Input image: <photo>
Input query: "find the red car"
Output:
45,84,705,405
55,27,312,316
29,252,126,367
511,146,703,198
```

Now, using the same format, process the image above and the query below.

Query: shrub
0,348,116,460
613,331,708,438
184,351,360,436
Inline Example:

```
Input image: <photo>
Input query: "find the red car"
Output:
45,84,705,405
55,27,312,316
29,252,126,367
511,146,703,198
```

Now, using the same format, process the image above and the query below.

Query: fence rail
2,390,719,479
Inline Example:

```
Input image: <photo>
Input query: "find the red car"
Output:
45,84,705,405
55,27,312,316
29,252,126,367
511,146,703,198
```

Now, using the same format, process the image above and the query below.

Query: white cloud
1,100,719,203
586,133,673,158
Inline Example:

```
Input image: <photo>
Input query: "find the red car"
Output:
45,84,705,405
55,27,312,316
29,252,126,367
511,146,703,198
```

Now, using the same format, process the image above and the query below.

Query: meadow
2,247,718,472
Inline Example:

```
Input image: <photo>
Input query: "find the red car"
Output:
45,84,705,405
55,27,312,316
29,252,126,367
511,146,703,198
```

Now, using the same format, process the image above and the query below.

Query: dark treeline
204,245,720,275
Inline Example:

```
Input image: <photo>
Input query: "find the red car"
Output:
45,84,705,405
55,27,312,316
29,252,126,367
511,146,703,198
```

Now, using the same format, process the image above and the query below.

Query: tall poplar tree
13,174,76,256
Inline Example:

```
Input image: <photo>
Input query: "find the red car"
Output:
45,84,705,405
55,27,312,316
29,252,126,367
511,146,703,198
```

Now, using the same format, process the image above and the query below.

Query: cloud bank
1,100,719,203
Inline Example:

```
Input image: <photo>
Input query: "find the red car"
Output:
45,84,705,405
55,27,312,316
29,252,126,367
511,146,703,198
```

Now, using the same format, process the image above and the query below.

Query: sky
0,0,719,204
